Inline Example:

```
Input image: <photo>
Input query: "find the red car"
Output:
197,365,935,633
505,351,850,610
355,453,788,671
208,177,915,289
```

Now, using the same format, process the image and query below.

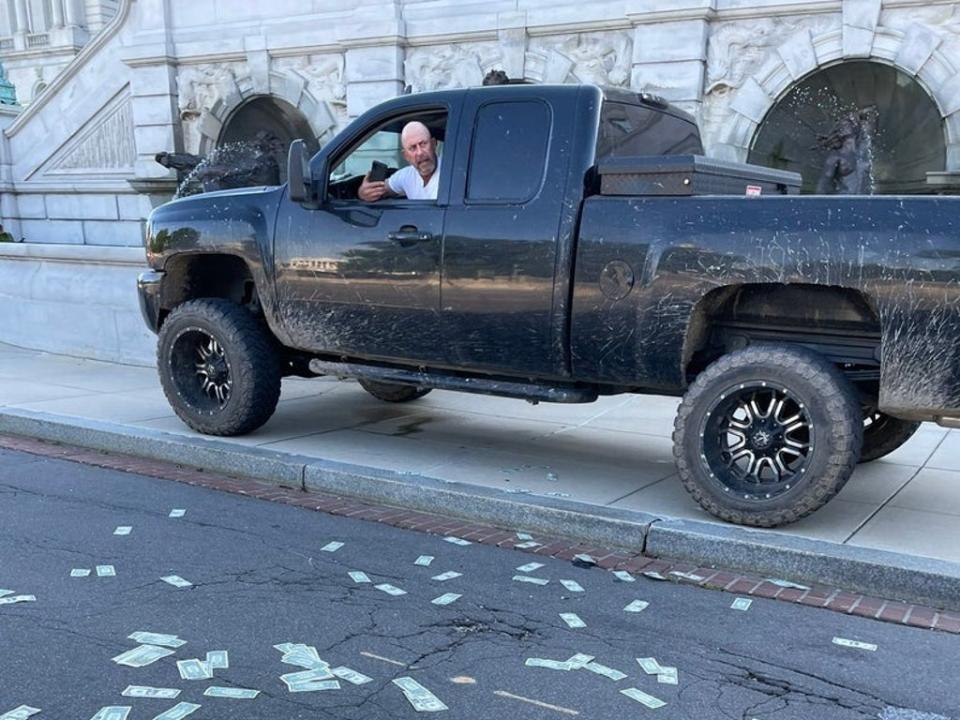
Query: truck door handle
388,226,434,247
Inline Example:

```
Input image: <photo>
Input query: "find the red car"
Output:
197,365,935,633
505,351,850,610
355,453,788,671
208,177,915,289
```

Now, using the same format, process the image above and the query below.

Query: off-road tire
673,345,862,527
358,379,431,403
859,412,921,463
157,298,281,436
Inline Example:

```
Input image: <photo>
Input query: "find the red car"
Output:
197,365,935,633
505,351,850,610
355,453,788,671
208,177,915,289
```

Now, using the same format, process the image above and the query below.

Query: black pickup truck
138,84,960,528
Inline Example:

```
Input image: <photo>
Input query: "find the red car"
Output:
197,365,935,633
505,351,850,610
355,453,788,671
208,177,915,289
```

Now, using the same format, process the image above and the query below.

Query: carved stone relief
273,53,346,106
403,42,502,94
177,63,250,153
43,92,135,174
528,32,632,87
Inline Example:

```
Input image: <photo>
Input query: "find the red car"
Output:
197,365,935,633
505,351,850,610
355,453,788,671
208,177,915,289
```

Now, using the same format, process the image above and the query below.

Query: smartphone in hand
369,160,388,182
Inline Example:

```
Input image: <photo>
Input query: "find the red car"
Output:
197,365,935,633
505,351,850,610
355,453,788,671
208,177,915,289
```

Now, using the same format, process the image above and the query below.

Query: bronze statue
815,106,879,195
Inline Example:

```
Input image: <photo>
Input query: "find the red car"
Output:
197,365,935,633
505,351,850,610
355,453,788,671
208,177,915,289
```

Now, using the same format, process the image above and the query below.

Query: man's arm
359,174,404,202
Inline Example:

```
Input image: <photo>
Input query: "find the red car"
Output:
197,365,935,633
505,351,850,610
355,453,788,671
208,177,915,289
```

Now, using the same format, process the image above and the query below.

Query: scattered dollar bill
572,554,596,567
206,650,229,669
281,669,339,692
566,653,595,669
514,541,540,549
71,568,91,577
0,590,13,598
613,570,636,583
122,687,180,699
375,583,407,596
585,662,628,681
443,537,472,546
544,492,570,498
431,593,461,606
657,666,679,684
431,571,462,582
151,702,201,720
331,667,374,685
393,677,448,712
321,541,344,553
114,526,132,536
624,600,649,613
128,632,186,649
203,687,259,699
96,566,116,577
559,613,586,629
0,595,35,605
112,645,175,668
637,657,662,675
512,575,549,586
169,509,186,518
516,532,534,541
560,579,584,593
275,644,326,669
525,658,572,671
766,578,809,590
731,598,753,612
89,707,130,720
160,575,192,588
670,571,705,582
349,571,371,583
176,659,213,680
516,562,545,573
832,637,877,651
414,556,434,567
642,571,668,581
0,706,41,720
621,688,666,709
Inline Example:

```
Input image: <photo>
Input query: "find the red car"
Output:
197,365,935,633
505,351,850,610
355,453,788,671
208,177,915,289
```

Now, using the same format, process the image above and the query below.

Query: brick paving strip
3,432,958,635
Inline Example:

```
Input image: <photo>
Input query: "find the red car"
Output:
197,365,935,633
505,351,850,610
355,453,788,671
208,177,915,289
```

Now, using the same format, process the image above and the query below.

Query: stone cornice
6,181,138,194
0,242,146,266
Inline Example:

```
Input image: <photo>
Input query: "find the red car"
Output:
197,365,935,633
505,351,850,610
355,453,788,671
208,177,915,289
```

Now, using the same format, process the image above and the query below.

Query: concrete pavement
1,341,959,606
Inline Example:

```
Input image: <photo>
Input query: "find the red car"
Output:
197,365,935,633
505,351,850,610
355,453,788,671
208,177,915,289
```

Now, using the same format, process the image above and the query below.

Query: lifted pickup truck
138,84,960,528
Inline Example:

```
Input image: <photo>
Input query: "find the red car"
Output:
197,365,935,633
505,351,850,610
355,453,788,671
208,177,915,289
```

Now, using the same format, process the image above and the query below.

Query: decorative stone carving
274,54,347,106
403,43,501,94
529,32,632,87
177,63,249,121
45,92,135,173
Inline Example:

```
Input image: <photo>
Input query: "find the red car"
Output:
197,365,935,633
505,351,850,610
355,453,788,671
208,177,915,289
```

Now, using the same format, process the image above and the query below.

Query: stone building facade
2,0,960,362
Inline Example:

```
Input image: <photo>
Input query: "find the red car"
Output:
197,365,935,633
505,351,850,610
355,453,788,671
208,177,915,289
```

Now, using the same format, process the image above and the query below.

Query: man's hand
359,176,387,202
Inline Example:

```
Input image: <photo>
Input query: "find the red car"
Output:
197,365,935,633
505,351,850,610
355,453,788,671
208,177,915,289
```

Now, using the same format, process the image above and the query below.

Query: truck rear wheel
157,298,281,436
673,346,862,527
358,379,431,403
859,412,921,463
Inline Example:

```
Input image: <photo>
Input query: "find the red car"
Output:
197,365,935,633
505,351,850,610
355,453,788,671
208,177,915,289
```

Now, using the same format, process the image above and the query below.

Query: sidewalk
2,341,959,597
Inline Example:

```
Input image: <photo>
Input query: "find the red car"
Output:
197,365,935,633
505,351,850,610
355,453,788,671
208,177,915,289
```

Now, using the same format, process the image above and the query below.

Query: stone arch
717,23,960,171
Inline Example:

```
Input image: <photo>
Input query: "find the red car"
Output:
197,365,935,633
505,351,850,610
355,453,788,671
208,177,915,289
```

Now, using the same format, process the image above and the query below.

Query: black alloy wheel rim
699,383,814,500
169,328,233,413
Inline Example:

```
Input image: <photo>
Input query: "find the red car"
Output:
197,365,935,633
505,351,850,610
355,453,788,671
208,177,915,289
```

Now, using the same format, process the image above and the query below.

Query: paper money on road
275,644,326,669
331,667,374,685
0,590,13,598
349,571,371,583
514,541,540,549
512,575,549,586
431,593,461,606
414,556,434,567
203,687,259,699
766,578,809,590
151,702,201,720
559,579,584,593
114,526,132,536
516,562,545,573
657,666,678,685
176,658,213,680
128,632,186,649
637,657,662,675
431,571,462,582
832,637,877,651
112,645,175,668
642,571,668,581
206,650,229,669
585,662,628,681
0,706,41,720
525,658,572,671
122,687,180,699
613,570,635,583
620,688,666,709
280,668,336,686
375,583,407,596
516,532,534,541
89,707,131,720
160,575,192,588
71,569,91,577
566,653,595,669
670,571,705,582
559,612,586,629
321,541,344,553
0,595,35,605
169,509,186,518
96,566,116,577
623,600,649,613
443,537,472,546
731,598,753,611
393,677,449,712
572,554,596,567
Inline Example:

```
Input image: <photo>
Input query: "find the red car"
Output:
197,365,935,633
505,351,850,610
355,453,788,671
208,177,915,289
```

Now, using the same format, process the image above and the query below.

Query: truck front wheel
674,346,862,527
157,298,281,436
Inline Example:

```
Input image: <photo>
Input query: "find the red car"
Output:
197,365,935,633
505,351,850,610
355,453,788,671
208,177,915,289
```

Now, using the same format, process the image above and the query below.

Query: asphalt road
0,446,957,720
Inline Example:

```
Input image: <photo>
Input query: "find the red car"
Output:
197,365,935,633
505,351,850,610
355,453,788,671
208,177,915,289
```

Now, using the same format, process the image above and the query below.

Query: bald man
358,121,441,202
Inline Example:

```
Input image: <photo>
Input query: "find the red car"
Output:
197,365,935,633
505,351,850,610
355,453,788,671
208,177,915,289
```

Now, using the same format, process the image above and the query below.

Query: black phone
369,160,388,182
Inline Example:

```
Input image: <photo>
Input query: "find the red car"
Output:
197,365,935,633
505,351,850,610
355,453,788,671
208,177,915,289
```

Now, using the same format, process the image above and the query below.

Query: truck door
440,90,577,375
273,109,453,364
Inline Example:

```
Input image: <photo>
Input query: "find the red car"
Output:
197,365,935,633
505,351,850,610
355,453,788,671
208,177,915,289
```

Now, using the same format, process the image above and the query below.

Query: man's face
402,130,438,180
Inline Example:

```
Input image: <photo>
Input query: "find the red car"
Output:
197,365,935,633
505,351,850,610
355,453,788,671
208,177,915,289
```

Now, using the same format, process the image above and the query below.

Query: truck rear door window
597,102,702,158
466,101,550,203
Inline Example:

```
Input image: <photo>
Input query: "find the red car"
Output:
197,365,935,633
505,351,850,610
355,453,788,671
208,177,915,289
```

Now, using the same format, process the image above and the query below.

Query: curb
3,407,959,610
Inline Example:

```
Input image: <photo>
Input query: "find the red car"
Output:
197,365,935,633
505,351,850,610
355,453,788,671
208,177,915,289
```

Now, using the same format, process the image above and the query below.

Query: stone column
339,1,406,118
64,0,82,27
13,0,29,32
50,0,64,29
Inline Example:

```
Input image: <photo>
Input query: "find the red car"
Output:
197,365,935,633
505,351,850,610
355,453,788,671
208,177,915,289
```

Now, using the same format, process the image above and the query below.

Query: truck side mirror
287,139,313,204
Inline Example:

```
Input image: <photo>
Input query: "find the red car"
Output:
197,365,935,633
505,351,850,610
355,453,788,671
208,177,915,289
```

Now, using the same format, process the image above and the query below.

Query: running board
936,416,960,429
307,360,598,404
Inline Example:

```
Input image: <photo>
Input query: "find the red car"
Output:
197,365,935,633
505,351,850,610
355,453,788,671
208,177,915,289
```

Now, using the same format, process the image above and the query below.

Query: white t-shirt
387,156,441,200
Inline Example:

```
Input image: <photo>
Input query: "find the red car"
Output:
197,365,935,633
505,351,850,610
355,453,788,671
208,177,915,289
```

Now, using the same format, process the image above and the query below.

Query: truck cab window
597,102,702,159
